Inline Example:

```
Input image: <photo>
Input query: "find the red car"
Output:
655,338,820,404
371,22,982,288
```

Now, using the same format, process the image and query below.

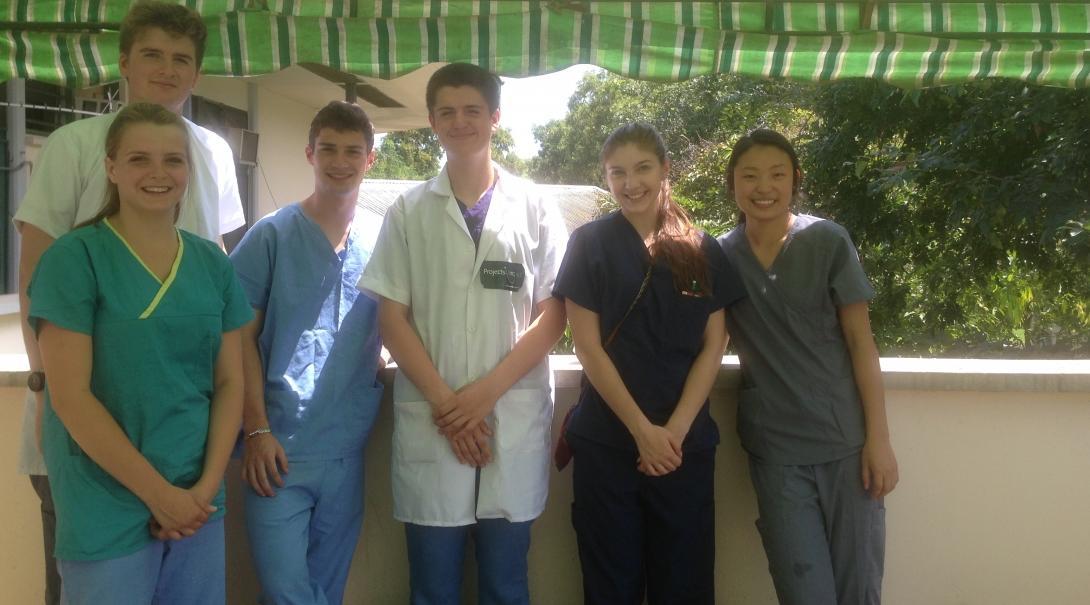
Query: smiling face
106,122,190,218
603,142,669,224
731,144,798,224
119,27,199,114
306,127,375,198
428,85,499,159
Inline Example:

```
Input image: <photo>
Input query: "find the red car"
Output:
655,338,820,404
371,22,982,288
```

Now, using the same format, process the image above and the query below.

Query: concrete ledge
550,355,1090,393
1,354,1087,392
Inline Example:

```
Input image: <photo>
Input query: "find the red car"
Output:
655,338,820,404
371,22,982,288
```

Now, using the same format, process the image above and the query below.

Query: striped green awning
3,2,1089,88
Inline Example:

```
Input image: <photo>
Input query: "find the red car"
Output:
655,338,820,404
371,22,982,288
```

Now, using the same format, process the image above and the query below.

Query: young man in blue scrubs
229,101,384,605
360,63,569,604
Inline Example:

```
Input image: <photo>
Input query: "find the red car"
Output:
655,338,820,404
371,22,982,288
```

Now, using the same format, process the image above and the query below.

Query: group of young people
15,2,897,605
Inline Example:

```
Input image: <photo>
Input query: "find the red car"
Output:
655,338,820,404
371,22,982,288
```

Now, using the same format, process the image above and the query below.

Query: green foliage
491,126,528,176
369,126,527,179
530,71,808,233
369,128,442,180
803,79,1090,356
534,73,1090,357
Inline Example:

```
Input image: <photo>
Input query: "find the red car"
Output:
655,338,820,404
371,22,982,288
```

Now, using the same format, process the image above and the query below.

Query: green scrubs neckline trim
103,218,184,319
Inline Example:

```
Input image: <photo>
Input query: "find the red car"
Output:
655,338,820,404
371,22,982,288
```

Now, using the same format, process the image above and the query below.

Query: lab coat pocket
393,400,441,463
488,389,552,520
495,389,551,454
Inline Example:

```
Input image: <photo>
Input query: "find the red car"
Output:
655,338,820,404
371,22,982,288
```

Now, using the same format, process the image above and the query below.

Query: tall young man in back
229,101,384,605
14,3,244,602
359,63,569,604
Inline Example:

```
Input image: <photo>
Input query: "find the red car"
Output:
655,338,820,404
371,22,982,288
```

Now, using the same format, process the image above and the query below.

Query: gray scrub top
718,214,874,465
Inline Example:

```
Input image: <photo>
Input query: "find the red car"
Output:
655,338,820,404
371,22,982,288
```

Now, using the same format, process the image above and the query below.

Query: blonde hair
79,103,191,228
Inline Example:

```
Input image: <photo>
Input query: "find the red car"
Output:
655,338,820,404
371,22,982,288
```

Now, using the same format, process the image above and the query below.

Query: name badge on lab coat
479,261,525,292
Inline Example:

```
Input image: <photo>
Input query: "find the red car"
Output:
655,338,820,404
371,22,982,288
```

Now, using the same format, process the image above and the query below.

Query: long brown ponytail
601,122,709,294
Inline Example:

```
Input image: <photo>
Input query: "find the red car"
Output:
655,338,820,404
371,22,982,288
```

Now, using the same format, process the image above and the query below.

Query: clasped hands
433,378,499,468
632,418,688,477
147,480,218,541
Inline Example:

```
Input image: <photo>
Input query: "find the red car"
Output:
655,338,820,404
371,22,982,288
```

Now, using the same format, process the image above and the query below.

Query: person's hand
434,379,499,438
664,416,691,449
446,420,493,467
242,432,290,497
633,422,682,476
189,477,219,507
150,483,219,540
146,484,215,540
861,437,899,499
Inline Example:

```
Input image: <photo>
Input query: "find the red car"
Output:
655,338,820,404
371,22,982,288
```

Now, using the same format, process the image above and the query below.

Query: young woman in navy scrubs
717,129,898,604
553,122,745,604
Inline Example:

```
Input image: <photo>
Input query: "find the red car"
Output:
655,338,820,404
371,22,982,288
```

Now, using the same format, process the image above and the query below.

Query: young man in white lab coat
359,62,568,604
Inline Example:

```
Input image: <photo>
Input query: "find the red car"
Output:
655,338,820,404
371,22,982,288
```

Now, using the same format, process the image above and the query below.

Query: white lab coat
359,164,568,526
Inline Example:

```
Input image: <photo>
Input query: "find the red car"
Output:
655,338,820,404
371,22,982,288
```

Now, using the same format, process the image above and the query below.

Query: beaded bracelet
245,428,272,440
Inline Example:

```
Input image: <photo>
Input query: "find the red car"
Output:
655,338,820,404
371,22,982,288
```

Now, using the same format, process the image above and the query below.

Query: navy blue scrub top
553,211,746,452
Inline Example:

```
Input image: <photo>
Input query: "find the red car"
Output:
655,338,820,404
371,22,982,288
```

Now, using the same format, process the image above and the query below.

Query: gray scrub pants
748,453,885,605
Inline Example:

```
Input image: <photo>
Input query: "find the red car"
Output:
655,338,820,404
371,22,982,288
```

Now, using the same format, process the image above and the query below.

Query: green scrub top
28,221,253,561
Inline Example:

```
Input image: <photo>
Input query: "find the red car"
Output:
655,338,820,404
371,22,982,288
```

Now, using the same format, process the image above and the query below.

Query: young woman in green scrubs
29,103,252,604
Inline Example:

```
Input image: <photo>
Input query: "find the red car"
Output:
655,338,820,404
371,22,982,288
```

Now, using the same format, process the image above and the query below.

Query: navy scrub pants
748,452,886,605
570,435,716,605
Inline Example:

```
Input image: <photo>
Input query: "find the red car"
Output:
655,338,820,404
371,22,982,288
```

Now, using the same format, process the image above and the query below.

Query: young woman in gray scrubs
717,129,899,605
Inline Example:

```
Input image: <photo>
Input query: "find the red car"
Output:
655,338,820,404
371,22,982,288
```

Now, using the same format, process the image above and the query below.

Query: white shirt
359,164,568,526
14,111,246,476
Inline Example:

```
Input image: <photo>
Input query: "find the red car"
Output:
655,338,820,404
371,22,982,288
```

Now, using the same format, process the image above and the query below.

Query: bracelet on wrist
245,428,272,440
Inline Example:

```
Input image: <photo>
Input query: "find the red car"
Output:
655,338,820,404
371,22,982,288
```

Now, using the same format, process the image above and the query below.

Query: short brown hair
425,63,502,113
308,101,375,152
120,1,208,68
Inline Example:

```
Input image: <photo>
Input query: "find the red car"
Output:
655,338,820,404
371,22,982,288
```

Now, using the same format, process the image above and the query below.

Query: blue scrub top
553,211,746,452
29,223,254,561
230,204,383,461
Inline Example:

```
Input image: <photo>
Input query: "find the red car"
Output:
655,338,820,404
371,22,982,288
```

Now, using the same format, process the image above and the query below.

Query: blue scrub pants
404,518,532,605
570,435,716,605
748,453,885,605
245,456,365,605
57,517,225,605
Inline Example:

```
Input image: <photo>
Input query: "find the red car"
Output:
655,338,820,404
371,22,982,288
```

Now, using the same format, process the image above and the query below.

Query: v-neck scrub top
553,211,747,453
229,204,383,460
718,214,874,465
28,222,254,561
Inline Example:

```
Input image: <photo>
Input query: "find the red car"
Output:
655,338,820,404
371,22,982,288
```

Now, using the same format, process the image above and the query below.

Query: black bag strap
603,261,653,348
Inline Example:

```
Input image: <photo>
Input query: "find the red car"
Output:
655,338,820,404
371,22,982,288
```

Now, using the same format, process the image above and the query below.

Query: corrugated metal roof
357,179,608,235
